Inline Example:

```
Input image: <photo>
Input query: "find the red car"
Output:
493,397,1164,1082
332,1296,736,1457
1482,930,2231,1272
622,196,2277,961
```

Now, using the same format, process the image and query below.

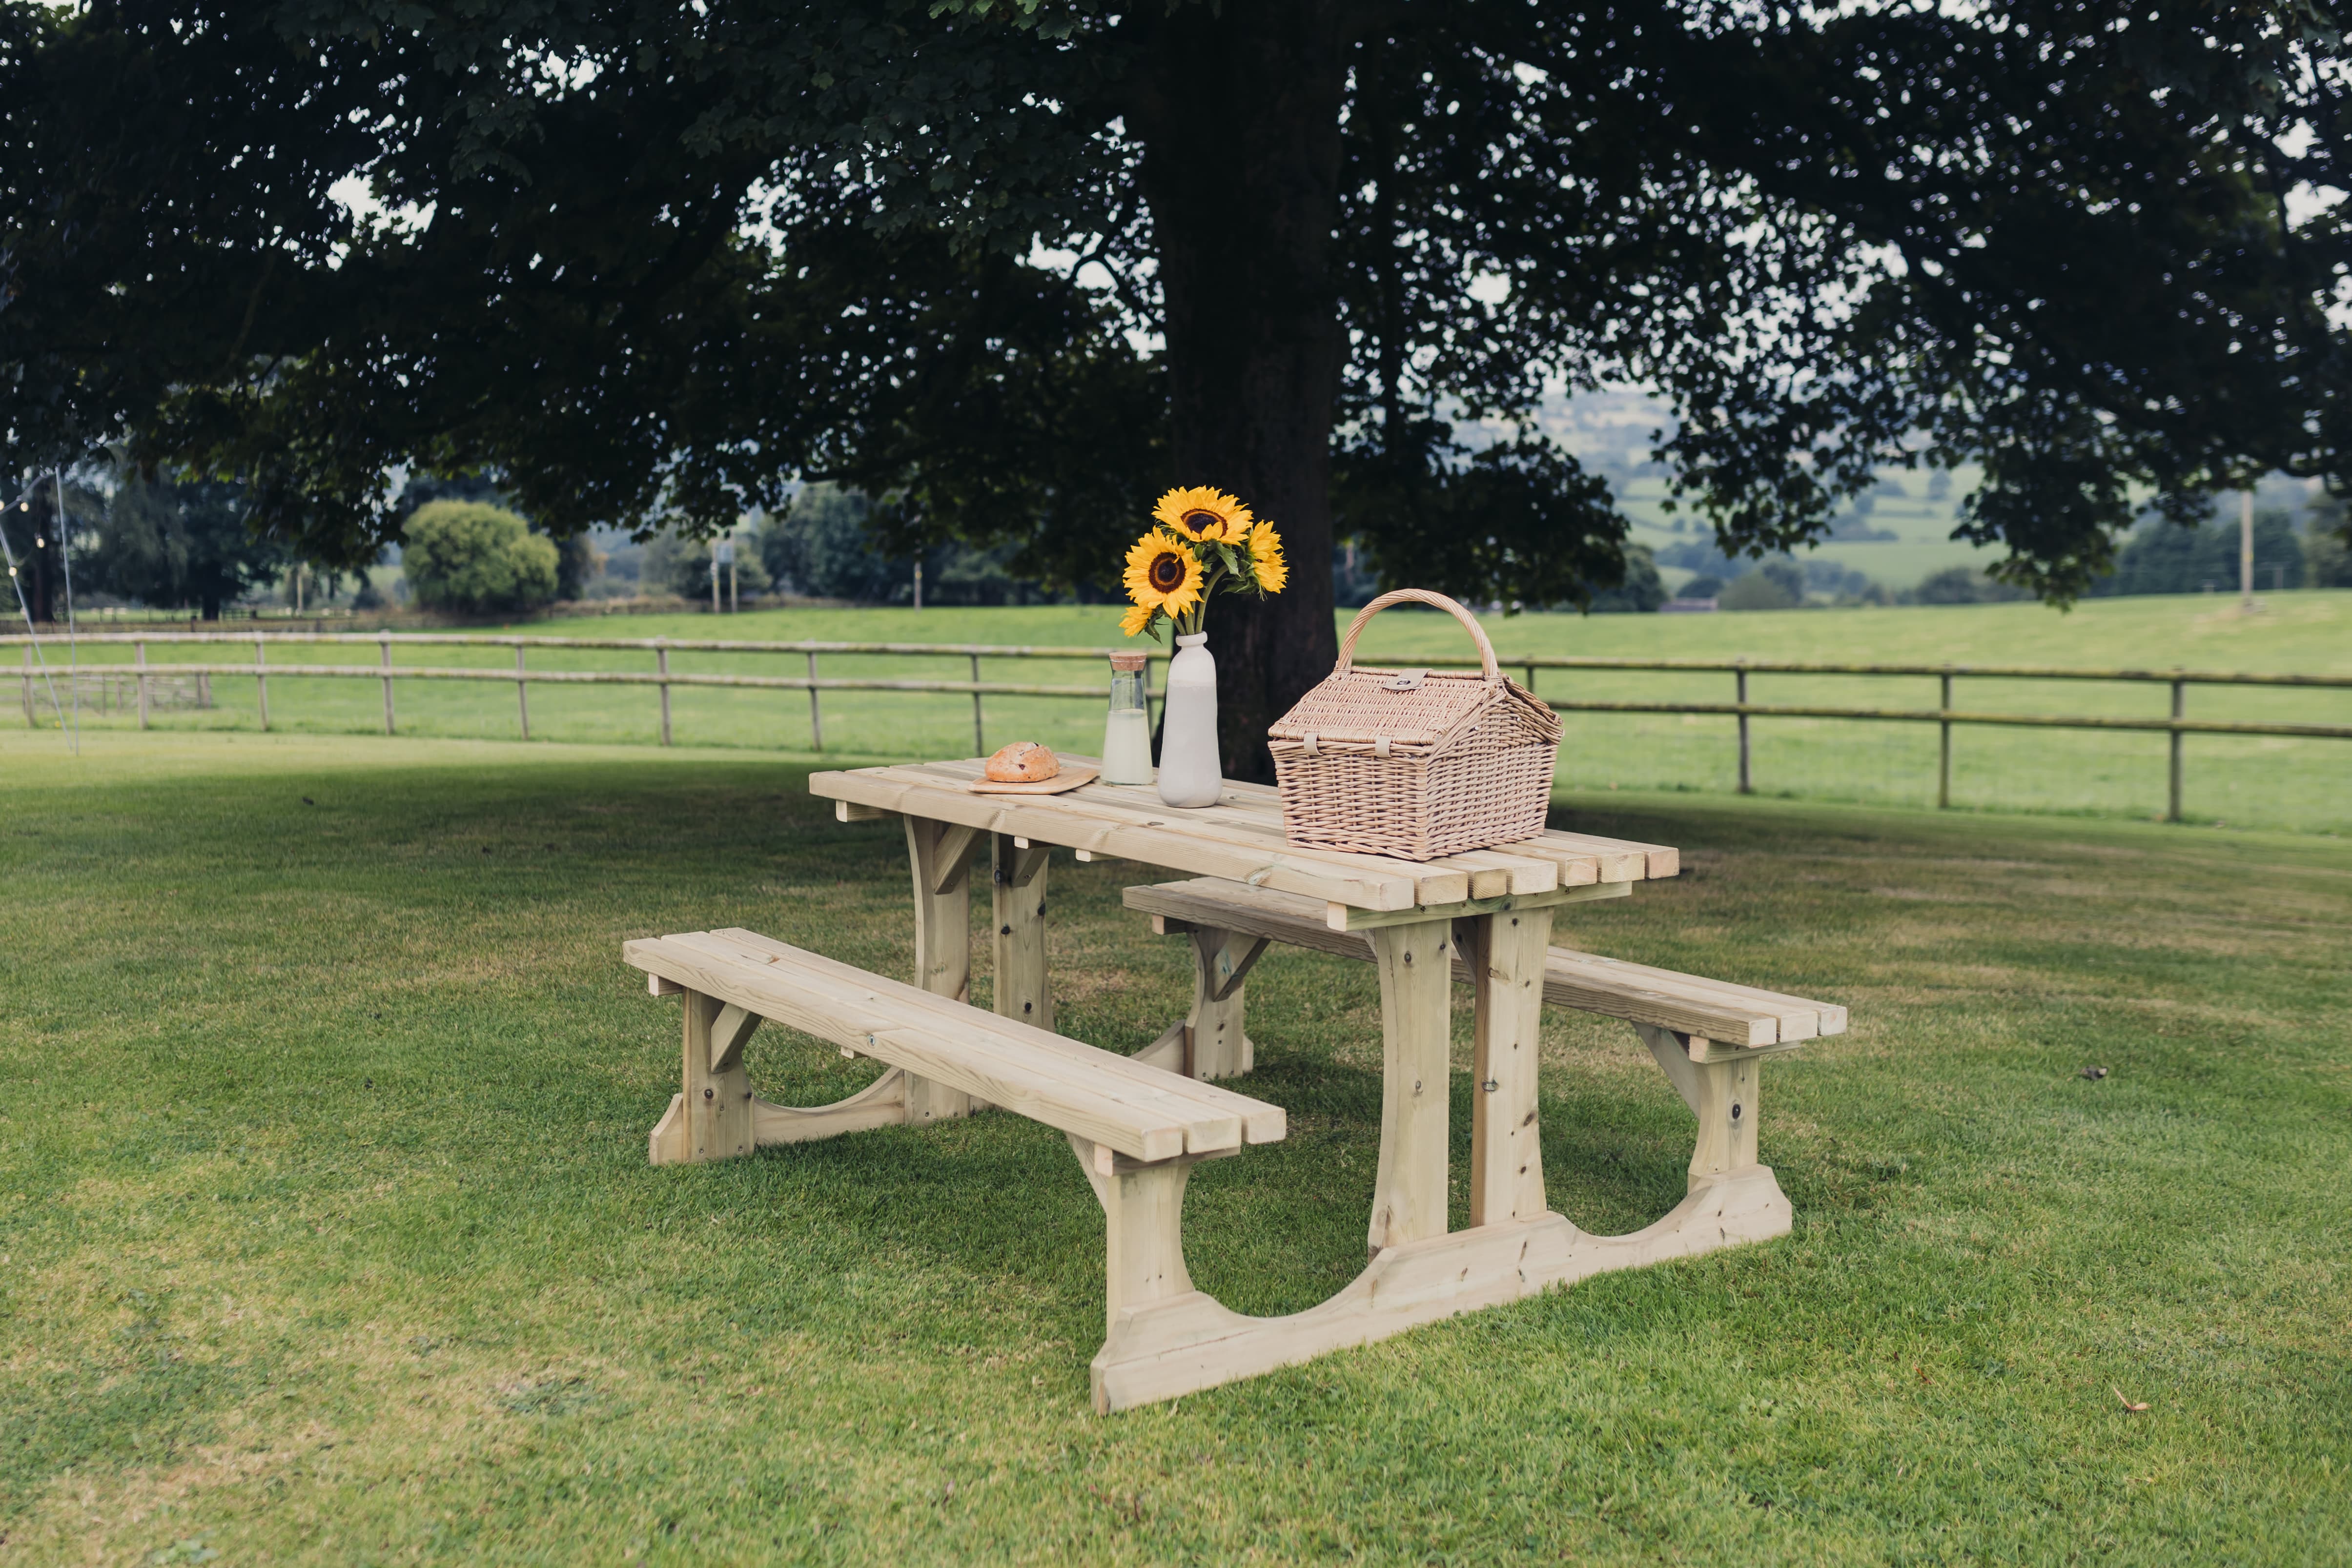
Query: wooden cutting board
964,765,1101,796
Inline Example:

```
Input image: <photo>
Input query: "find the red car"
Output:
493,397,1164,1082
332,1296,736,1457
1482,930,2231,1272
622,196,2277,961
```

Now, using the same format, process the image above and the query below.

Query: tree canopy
3,1,2346,768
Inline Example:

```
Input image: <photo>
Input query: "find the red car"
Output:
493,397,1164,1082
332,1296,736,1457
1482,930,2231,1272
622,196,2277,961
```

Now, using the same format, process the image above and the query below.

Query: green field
17,591,2351,833
1,731,2347,1562
1616,467,2003,592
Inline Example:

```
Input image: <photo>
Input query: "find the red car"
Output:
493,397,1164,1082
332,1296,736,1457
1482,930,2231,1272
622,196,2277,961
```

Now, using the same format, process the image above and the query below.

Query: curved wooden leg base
649,1068,909,1165
1089,1167,1791,1412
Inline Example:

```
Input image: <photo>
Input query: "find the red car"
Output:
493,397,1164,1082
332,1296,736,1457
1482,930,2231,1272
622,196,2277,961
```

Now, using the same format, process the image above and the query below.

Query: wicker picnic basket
1268,589,1562,860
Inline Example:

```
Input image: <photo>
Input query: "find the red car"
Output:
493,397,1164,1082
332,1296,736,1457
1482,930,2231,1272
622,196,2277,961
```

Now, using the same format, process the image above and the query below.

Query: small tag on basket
1383,670,1426,690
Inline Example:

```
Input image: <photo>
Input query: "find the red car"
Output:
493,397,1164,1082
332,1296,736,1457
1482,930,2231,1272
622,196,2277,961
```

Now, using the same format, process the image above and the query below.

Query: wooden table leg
1184,927,1265,1080
1634,1023,1764,1190
991,833,1053,1032
681,991,756,1162
904,815,979,1122
1689,1054,1760,1185
1462,906,1551,1227
1367,917,1453,1257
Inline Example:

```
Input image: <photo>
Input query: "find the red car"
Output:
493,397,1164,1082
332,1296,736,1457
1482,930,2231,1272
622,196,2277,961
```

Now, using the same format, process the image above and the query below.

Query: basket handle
1334,589,1501,683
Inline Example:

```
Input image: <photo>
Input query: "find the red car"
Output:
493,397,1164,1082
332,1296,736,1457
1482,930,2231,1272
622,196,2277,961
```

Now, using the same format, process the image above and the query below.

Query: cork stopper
1108,652,1148,672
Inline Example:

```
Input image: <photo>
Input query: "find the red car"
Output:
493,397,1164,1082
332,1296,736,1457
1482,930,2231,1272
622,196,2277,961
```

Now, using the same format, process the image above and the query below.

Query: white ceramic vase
1156,633,1224,808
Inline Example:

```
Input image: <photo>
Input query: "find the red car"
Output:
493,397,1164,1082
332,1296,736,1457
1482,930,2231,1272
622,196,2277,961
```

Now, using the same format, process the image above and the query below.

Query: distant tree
1585,546,1666,613
2302,497,2352,588
1914,566,1985,605
643,530,773,602
1678,575,1725,601
1330,540,1382,610
1911,566,2032,604
918,539,1064,607
400,502,558,613
1720,562,1805,611
81,470,291,619
2092,510,2305,596
759,487,905,603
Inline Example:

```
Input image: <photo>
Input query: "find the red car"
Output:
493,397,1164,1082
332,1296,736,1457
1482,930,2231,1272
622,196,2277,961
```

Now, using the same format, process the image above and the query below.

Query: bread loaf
984,742,1060,783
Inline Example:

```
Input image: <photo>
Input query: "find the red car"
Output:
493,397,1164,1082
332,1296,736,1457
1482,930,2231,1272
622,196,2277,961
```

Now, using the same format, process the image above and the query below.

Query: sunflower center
1148,552,1188,591
1180,509,1221,535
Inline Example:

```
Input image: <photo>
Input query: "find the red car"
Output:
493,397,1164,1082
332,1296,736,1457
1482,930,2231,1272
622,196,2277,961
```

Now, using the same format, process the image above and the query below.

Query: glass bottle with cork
1101,652,1154,785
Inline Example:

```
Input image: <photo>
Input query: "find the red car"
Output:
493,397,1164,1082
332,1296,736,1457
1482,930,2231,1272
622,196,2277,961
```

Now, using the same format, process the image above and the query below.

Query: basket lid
1268,588,1560,748
1269,668,1518,747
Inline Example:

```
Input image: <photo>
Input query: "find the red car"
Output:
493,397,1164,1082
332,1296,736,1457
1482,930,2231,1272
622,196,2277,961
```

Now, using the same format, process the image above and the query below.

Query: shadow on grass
737,1023,1701,1330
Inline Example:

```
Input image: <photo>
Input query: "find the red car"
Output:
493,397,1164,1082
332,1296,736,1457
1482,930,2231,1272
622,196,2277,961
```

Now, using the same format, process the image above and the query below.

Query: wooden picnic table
793,757,1800,1408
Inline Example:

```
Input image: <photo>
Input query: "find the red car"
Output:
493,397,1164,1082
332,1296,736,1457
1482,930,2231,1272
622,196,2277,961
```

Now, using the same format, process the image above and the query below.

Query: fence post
136,640,150,730
514,643,530,741
256,634,269,731
970,653,984,756
657,640,672,746
1525,661,1536,696
379,631,395,734
806,650,822,751
2168,676,2185,822
20,645,31,728
1735,664,1751,794
1938,671,1952,809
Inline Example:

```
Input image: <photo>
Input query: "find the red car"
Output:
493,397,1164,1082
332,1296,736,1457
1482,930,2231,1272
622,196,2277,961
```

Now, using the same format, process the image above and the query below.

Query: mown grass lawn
1,730,2347,1564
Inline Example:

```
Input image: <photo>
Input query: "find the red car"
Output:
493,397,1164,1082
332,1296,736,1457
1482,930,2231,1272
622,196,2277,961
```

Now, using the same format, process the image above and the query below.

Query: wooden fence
9,631,2351,823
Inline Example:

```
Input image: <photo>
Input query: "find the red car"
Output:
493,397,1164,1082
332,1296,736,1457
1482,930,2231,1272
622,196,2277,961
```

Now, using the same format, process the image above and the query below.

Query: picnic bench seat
623,926,1287,1342
1123,877,1841,1184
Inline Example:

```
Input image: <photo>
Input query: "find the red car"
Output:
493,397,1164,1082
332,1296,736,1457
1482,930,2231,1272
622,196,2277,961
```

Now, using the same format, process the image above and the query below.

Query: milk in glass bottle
1101,652,1155,785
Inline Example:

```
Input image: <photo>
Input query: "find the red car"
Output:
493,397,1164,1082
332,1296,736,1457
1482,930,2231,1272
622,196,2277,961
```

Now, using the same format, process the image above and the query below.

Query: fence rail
8,631,2349,823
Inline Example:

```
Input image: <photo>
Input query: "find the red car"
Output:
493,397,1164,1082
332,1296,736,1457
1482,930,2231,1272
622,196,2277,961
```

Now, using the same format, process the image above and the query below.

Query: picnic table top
809,756,1677,915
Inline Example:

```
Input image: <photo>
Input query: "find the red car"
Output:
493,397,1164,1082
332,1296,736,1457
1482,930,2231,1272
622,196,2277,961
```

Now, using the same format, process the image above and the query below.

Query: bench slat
627,932,1284,1160
688,928,1286,1145
1122,878,1841,1049
632,935,1207,1160
654,932,1229,1150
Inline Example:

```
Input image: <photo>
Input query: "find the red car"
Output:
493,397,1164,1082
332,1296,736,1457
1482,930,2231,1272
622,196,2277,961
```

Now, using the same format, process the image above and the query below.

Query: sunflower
1119,601,1156,639
1123,529,1206,626
1246,521,1289,595
1152,485,1253,545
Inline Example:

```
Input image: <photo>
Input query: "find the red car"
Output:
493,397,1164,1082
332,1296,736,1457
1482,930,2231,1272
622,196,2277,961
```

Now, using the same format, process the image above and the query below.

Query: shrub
1719,561,1803,611
400,502,559,613
1913,565,1982,604
1913,566,2030,604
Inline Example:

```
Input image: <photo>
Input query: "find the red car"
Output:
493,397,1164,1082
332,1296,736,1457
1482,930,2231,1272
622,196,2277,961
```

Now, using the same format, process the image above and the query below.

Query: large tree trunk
1128,2,1351,782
